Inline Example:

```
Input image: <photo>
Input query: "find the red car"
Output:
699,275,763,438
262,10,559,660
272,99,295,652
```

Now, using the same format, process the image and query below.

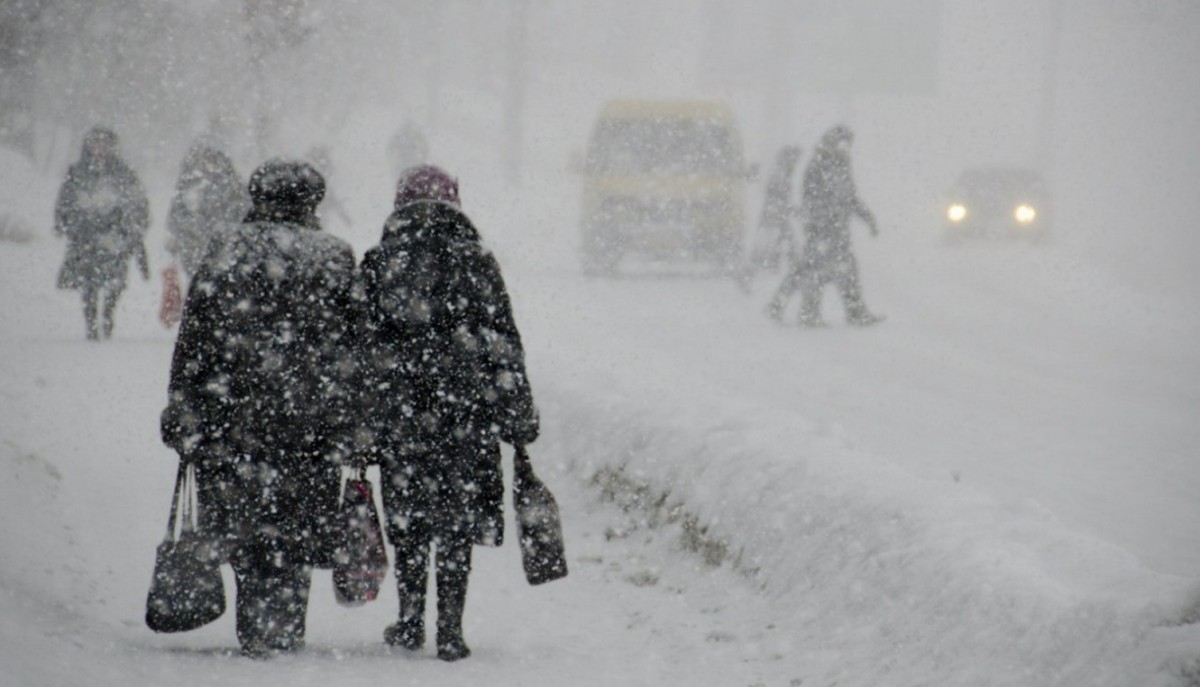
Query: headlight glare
947,203,967,223
1014,204,1037,224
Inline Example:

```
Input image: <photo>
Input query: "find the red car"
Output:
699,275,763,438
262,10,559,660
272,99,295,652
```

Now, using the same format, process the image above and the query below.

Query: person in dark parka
54,126,150,340
737,144,802,290
358,165,539,661
767,125,882,326
160,159,359,658
166,141,250,277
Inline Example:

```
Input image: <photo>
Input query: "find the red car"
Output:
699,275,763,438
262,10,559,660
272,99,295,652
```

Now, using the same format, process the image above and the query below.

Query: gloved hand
499,407,540,446
160,405,186,453
160,402,209,460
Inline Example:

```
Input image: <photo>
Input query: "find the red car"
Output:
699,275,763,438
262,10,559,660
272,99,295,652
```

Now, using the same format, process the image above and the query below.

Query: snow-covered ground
4,2,1200,677
3,106,1200,687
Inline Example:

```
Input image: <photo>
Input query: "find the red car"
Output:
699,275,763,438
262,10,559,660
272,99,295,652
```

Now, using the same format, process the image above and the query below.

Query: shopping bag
513,445,568,585
331,468,388,607
159,263,183,328
145,461,226,633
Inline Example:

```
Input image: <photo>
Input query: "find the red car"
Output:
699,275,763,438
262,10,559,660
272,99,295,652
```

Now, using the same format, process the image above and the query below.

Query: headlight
946,204,967,223
1014,204,1037,224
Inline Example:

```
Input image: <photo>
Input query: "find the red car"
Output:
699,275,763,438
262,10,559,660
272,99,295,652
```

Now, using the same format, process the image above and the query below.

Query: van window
586,118,740,176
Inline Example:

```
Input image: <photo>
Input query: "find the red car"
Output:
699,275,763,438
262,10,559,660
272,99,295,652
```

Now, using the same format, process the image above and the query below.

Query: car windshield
586,117,740,175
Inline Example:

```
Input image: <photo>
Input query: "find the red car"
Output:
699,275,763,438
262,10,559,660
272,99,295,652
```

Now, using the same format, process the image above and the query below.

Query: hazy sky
21,0,1200,293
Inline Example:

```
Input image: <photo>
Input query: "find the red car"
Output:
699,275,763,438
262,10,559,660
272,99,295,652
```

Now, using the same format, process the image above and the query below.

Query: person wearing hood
357,165,539,661
166,141,250,278
160,159,359,658
54,126,150,340
767,125,882,326
737,144,803,290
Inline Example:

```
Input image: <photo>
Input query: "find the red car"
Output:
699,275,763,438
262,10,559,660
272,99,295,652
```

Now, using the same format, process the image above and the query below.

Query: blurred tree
0,0,48,157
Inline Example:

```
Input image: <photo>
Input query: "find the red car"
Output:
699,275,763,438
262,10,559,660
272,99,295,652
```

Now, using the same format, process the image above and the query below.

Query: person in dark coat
358,164,539,661
767,125,882,326
166,141,250,277
160,159,359,658
737,144,802,290
53,126,150,340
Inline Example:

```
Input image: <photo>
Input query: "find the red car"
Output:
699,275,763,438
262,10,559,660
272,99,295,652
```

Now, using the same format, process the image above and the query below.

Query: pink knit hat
394,164,459,209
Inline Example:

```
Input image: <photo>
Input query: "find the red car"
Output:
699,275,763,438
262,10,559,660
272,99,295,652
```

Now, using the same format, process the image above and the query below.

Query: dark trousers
230,537,313,654
393,521,472,643
769,237,869,323
81,284,121,340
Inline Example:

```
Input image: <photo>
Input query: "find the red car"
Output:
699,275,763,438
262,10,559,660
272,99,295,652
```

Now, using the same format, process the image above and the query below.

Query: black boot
436,631,470,662
435,539,472,662
231,541,311,658
386,534,428,650
384,616,424,651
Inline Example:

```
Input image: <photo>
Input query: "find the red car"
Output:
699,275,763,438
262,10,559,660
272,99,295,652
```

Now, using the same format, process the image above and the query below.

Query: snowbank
537,371,1200,684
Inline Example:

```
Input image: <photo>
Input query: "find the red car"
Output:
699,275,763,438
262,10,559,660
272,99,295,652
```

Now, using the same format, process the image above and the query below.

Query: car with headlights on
943,166,1051,241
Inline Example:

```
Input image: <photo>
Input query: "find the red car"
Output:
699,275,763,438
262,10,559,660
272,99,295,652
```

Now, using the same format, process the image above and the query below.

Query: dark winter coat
167,145,250,276
358,200,538,546
799,130,875,251
748,146,802,269
54,142,149,291
160,215,358,562
759,147,801,231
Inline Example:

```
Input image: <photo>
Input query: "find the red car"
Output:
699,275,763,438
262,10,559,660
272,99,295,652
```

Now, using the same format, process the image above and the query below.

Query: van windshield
586,117,741,175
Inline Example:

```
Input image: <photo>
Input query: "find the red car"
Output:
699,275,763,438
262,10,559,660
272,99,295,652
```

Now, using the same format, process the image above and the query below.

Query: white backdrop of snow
3,2,1200,685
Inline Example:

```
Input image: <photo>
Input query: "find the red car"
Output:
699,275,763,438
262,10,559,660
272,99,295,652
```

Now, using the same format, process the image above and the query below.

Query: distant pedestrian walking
767,126,882,326
54,126,150,340
166,141,249,277
358,164,540,661
738,144,802,290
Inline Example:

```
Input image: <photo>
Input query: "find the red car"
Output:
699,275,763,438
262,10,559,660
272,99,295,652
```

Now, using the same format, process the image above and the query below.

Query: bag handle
162,461,201,542
513,444,533,481
163,461,186,543
180,463,197,536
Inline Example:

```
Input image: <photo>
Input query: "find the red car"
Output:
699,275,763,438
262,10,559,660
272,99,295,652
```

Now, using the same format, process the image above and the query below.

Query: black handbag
331,467,388,607
145,461,226,633
513,445,568,585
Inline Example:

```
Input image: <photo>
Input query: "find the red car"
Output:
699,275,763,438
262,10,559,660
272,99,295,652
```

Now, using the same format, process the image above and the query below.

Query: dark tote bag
145,461,226,633
513,445,568,585
331,467,388,607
